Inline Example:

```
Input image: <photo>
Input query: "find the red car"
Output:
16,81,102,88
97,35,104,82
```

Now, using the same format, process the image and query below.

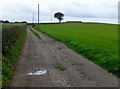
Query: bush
2,24,27,87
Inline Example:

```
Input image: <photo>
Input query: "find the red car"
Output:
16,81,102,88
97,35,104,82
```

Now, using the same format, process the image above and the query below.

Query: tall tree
54,12,64,23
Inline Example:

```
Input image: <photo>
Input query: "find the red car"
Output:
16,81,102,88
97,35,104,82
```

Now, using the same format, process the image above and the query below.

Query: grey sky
0,0,119,23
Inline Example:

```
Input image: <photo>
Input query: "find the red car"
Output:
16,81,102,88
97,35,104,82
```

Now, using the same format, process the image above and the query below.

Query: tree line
0,20,27,23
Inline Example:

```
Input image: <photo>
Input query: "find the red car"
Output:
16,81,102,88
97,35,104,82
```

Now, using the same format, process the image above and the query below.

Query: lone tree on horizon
54,12,64,23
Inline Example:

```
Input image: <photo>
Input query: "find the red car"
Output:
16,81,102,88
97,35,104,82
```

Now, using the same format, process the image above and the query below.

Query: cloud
0,0,119,23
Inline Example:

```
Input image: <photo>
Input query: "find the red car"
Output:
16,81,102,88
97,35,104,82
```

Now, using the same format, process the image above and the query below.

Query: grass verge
29,26,41,39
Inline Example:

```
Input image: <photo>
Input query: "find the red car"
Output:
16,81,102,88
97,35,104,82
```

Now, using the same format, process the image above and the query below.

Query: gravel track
10,26,118,87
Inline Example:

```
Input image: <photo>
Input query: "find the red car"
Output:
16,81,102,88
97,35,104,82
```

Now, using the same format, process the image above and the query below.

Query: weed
55,66,67,71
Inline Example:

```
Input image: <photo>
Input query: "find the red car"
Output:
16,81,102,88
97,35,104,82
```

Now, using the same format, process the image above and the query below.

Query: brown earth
10,26,118,87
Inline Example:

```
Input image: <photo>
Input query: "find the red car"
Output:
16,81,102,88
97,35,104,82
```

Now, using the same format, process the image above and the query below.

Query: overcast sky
0,0,119,24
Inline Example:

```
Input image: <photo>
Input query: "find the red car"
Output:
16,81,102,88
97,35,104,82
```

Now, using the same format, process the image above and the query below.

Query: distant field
35,22,119,77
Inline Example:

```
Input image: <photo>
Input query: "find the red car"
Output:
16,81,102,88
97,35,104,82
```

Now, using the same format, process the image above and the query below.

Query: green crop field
34,22,119,77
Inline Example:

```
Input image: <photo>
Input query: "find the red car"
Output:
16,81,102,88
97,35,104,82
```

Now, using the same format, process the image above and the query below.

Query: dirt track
10,27,118,87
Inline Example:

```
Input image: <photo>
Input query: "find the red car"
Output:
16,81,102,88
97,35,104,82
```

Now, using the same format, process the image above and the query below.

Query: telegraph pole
51,16,52,23
38,4,39,28
33,13,34,25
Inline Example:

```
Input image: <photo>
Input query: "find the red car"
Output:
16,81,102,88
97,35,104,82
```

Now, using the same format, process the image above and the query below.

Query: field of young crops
35,22,119,77
2,23,27,87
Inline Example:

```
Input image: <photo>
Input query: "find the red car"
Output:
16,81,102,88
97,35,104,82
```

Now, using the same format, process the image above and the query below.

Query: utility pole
38,4,39,28
51,16,52,23
33,13,34,25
